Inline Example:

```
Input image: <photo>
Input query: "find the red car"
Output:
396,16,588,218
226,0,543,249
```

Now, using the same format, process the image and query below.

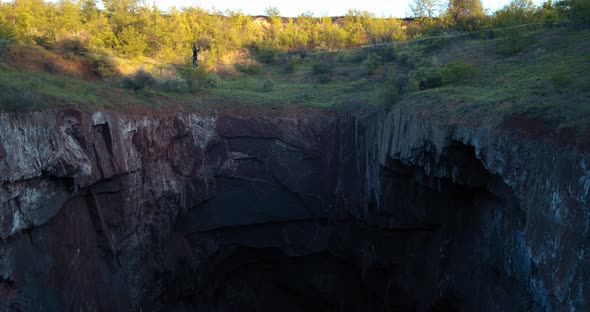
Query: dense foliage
0,1,408,66
0,0,584,66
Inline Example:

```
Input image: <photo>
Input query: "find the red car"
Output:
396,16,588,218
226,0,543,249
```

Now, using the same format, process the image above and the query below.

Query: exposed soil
8,45,101,81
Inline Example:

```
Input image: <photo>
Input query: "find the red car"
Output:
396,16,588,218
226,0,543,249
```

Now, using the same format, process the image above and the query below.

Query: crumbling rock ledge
0,107,587,311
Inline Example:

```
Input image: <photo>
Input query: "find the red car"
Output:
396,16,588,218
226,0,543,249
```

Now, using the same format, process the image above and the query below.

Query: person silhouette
192,44,199,68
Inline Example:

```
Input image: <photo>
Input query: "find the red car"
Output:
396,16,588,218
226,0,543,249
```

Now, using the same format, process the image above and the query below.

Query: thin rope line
4,21,557,70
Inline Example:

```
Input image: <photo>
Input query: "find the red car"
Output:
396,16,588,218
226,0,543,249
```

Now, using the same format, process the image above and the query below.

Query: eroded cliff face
0,107,588,311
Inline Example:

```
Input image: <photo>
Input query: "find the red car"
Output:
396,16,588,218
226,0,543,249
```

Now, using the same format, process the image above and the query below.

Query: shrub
175,67,215,92
315,74,331,84
395,74,410,94
441,60,478,84
410,57,442,90
262,79,275,92
557,0,590,28
311,56,335,84
361,52,382,75
0,38,9,58
312,57,335,75
53,35,88,53
120,68,155,94
236,60,261,74
156,77,191,93
422,37,448,52
378,74,404,108
91,58,117,79
257,46,286,64
411,69,442,90
117,26,147,58
42,60,59,74
382,45,398,62
502,28,529,55
397,46,424,68
0,84,44,110
283,56,300,73
494,0,537,28
347,49,369,64
207,72,221,88
0,19,15,40
0,19,15,58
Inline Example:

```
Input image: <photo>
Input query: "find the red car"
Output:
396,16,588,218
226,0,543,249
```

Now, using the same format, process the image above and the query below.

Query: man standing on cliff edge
192,44,199,68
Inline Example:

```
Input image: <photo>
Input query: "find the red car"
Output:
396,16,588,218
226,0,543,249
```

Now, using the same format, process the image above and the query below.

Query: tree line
0,0,587,66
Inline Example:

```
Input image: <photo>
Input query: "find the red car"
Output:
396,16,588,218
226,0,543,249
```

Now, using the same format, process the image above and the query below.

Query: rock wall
0,107,588,311
352,107,590,311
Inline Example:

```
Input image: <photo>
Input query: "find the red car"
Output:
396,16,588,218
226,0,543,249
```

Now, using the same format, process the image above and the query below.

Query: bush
422,37,448,52
0,84,44,110
257,46,286,64
397,45,424,68
311,56,335,84
395,74,410,94
347,49,369,64
236,60,261,74
42,60,59,74
0,38,9,58
261,79,275,92
411,70,441,90
345,46,395,64
174,67,219,92
207,72,221,88
53,35,88,53
0,19,15,58
315,74,331,84
557,0,590,28
410,57,442,90
0,18,15,39
441,60,478,84
283,56,300,73
375,45,397,62
312,57,335,75
91,58,117,79
156,77,191,93
120,68,155,94
502,28,529,55
361,52,382,75
117,26,147,58
379,74,404,108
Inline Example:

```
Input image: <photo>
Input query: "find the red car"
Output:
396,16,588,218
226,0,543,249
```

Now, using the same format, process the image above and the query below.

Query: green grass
393,28,590,133
1,27,589,141
0,66,102,110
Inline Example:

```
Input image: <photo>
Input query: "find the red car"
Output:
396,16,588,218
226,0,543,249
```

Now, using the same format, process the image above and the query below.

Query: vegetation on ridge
0,0,588,146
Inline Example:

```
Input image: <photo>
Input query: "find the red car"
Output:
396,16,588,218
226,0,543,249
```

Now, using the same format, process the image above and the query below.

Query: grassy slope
395,29,590,134
0,28,588,145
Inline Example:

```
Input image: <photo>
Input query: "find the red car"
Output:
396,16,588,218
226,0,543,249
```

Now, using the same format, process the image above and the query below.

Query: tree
80,0,99,24
9,0,52,43
117,25,146,57
343,9,373,45
447,0,486,31
102,0,139,30
556,0,590,28
55,0,82,34
494,0,536,27
409,0,439,18
535,0,559,26
0,13,16,57
265,6,281,25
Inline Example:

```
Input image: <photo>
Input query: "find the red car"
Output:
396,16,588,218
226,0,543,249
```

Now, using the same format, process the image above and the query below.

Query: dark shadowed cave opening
144,141,527,312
